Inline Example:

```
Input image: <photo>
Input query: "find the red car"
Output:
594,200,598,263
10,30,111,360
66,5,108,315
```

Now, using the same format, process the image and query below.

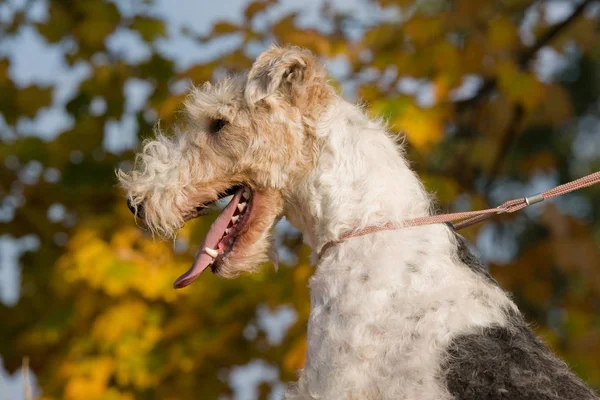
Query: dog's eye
208,119,227,134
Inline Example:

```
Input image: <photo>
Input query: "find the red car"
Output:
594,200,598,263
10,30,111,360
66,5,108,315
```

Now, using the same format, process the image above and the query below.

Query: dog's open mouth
173,185,254,289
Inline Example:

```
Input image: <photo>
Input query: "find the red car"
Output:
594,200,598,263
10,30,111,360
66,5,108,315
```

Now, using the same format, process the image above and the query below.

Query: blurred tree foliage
1,0,600,398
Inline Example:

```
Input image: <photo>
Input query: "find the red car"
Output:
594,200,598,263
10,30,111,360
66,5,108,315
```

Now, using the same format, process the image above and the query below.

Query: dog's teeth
225,228,231,234
243,188,251,199
231,215,239,224
237,202,247,212
204,247,218,258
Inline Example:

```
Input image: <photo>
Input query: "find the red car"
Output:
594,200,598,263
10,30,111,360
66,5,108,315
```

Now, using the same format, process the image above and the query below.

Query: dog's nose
127,198,144,218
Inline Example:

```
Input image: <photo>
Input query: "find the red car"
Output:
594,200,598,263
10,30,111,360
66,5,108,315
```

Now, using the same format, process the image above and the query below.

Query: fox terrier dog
118,46,599,399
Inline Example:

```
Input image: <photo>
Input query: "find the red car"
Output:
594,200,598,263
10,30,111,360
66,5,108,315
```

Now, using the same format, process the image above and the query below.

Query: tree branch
484,104,524,195
517,0,595,68
455,0,596,112
456,0,595,197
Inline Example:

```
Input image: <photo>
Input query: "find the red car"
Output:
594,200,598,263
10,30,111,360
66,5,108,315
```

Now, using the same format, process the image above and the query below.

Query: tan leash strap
318,171,600,260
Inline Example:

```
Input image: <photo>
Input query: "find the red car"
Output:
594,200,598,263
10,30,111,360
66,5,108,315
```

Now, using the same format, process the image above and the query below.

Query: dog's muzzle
127,198,144,219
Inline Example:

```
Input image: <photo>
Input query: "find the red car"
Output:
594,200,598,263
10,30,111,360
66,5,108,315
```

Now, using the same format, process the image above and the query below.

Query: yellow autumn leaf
525,84,573,126
496,60,546,109
403,16,444,47
433,74,452,102
421,174,459,203
488,16,519,51
157,94,186,120
393,104,447,150
461,36,486,74
92,301,148,343
284,336,307,372
432,42,461,79
63,358,115,400
180,63,215,83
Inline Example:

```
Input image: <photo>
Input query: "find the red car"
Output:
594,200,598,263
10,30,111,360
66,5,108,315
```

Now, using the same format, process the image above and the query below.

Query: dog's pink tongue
173,188,244,289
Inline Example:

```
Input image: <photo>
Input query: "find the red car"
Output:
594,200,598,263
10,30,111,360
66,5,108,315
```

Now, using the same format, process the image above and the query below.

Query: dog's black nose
127,198,144,218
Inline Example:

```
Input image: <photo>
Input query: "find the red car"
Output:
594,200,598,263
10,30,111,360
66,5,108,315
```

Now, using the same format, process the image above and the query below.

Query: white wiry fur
283,99,517,399
119,46,597,400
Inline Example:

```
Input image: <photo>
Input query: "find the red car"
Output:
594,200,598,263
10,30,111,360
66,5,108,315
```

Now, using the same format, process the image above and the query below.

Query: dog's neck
284,97,433,251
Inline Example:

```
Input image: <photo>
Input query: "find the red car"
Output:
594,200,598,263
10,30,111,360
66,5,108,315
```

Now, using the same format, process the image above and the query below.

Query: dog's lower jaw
213,188,284,279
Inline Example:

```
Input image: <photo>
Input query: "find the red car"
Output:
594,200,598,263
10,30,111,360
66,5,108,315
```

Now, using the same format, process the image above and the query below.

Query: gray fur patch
407,262,420,273
441,309,599,399
451,230,497,284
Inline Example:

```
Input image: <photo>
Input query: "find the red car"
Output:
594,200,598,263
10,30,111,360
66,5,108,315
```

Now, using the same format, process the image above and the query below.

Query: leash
318,171,600,260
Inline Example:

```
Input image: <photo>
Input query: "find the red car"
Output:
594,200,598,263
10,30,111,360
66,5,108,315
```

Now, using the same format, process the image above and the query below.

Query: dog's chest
295,237,512,400
301,261,453,399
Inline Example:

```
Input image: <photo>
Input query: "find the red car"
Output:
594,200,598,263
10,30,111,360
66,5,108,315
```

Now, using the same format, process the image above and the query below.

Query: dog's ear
245,45,326,106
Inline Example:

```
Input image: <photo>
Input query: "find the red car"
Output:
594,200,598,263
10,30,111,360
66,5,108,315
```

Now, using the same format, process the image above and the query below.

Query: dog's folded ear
245,45,327,106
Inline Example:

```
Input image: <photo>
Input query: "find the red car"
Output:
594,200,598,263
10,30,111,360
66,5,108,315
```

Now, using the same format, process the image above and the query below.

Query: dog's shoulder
440,308,599,400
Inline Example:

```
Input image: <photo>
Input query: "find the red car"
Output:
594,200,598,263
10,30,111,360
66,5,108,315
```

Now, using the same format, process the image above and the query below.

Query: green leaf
130,16,167,42
73,0,120,49
212,21,240,35
244,0,276,20
36,3,74,43
16,85,53,118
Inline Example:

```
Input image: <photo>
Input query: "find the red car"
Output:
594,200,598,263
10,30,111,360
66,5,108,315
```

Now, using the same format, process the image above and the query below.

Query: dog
118,45,599,399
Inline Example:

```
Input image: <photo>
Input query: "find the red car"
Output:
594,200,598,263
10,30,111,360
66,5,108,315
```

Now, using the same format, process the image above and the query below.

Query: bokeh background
1,0,600,398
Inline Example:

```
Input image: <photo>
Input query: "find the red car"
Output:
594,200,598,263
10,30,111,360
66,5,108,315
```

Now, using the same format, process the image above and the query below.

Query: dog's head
117,46,334,287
